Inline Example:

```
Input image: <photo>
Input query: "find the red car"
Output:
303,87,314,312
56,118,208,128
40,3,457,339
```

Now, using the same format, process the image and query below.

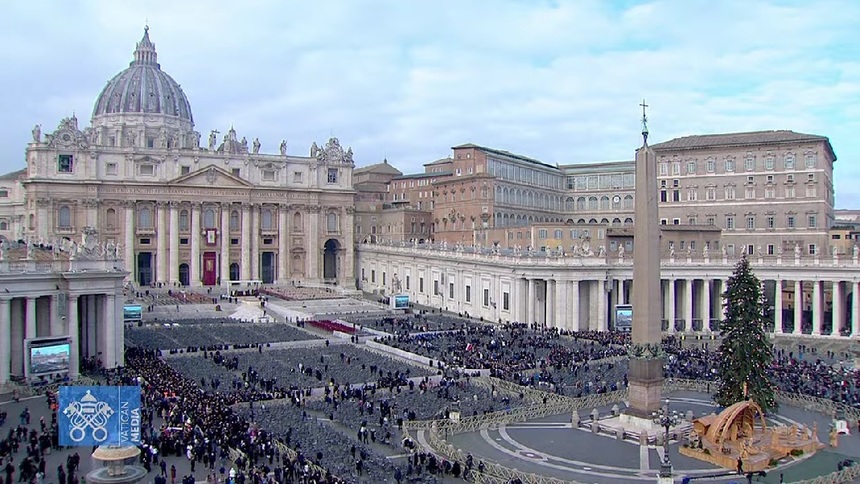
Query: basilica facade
9,28,356,288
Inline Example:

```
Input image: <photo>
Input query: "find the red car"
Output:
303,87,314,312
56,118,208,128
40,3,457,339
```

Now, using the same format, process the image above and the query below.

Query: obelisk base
624,358,664,419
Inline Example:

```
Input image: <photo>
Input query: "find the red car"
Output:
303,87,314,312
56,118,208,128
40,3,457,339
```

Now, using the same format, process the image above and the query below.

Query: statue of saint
159,129,168,149
310,142,320,158
854,245,859,258
280,140,287,156
240,137,248,152
832,245,838,257
208,131,217,150
252,138,261,154
193,131,201,148
345,147,354,164
795,243,802,257
702,245,709,258
669,246,675,258
32,124,41,143
618,245,625,258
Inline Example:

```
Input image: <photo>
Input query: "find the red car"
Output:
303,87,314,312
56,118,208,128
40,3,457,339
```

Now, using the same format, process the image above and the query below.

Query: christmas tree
714,255,778,413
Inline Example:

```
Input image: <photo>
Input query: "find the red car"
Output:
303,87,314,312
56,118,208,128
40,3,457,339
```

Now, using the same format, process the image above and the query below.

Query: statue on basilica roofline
252,137,261,154
241,136,249,152
280,140,287,156
32,124,41,143
795,243,802,257
208,130,217,150
310,142,320,158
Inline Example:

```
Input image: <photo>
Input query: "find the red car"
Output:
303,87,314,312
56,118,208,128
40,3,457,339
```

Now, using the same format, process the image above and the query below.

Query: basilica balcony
260,228,278,236
136,227,156,236
55,226,76,235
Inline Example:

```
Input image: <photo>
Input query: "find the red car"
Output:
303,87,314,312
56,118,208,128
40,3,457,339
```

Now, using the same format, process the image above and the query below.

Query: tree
714,256,778,413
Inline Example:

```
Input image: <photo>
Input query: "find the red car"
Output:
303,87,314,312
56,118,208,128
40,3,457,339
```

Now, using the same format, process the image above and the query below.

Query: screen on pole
393,295,409,309
123,305,142,323
29,342,71,375
59,386,142,447
615,304,632,332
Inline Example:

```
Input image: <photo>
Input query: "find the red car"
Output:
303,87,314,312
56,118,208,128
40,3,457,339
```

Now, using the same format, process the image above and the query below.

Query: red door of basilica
202,252,217,286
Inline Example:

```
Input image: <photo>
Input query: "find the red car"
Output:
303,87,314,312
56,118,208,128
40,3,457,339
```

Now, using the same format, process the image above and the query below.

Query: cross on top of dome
132,25,158,67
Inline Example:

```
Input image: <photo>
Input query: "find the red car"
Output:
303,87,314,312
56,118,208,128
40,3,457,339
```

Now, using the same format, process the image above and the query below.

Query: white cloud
0,0,858,206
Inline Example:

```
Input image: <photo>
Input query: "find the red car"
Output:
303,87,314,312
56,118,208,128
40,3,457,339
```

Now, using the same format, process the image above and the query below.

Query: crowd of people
125,319,320,351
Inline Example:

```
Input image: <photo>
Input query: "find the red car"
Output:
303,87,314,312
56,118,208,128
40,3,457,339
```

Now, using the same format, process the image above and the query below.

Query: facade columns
169,202,179,286
773,280,783,334
793,280,803,335
25,296,37,339
527,279,536,325
831,281,843,336
251,204,260,280
278,205,289,283
241,204,251,280
67,295,79,379
555,280,568,330
190,202,201,286
0,298,10,385
156,202,167,284
125,201,135,280
701,278,712,332
668,279,676,332
220,203,230,285
812,281,822,335
308,207,320,279
570,280,580,331
618,279,626,305
851,282,859,337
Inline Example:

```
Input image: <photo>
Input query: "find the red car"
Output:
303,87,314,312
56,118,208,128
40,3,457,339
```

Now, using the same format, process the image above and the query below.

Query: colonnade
0,292,122,386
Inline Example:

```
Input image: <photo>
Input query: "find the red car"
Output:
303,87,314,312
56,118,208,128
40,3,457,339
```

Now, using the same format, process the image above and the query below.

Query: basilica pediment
169,165,253,188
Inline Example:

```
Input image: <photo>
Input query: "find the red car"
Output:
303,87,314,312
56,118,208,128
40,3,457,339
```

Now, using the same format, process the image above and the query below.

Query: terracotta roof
650,130,835,159
353,161,402,176
424,157,453,166
451,143,557,169
0,168,26,181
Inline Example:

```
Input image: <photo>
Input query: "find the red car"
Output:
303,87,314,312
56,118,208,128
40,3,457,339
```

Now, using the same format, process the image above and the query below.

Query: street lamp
652,399,681,479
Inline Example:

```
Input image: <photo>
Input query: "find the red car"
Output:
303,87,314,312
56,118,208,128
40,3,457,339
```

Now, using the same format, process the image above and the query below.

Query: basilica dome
91,27,193,124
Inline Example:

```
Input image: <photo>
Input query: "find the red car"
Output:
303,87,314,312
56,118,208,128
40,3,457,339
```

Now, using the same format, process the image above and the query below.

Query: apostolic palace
0,27,857,385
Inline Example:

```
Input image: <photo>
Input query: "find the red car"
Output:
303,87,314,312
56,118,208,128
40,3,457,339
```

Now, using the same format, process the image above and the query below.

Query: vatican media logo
59,386,141,447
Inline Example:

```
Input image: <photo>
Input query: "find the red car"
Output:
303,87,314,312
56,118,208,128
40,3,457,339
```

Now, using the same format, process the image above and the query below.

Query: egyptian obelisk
626,101,664,418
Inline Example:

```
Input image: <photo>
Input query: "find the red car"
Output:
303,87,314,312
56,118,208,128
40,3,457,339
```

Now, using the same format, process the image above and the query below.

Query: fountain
86,446,147,484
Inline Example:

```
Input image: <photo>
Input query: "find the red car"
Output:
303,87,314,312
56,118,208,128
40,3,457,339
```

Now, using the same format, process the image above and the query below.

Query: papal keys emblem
63,390,115,442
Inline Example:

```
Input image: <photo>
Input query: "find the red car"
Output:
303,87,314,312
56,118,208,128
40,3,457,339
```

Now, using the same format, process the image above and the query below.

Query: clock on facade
613,195,621,204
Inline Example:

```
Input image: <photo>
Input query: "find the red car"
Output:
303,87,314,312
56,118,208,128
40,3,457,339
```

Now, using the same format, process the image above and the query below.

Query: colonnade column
169,202,179,286
190,202,201,286
701,279,712,333
251,204,260,280
852,282,859,337
546,280,555,328
278,205,288,284
618,279,626,305
527,279,536,325
554,281,567,330
25,296,37,339
570,281,580,331
596,279,606,331
0,298,10,385
124,201,135,279
241,204,251,280
811,281,822,335
668,279,676,332
156,201,167,285
103,294,116,368
67,295,79,379
793,280,803,335
831,281,843,337
683,279,693,332
220,203,230,285
773,280,783,334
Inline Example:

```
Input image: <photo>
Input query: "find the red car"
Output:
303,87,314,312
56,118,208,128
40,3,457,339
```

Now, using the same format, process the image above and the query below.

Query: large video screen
30,342,71,375
123,305,142,322
393,295,409,309
615,305,632,332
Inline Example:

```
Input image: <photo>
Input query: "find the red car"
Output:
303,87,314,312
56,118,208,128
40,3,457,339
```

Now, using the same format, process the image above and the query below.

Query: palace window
138,207,152,228
327,168,338,183
787,215,796,228
765,156,775,170
744,156,755,171
261,209,274,230
746,216,755,229
784,154,795,170
659,162,668,176
686,161,696,174
58,205,72,229
175,210,191,233
805,153,816,168
807,214,817,228
229,210,239,230
58,155,74,173
725,158,735,172
766,216,775,228
725,215,735,230
203,208,216,229
706,158,715,173
327,213,338,233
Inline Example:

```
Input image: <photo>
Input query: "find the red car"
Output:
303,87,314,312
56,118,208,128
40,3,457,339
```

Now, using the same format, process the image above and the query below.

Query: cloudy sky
2,1,859,205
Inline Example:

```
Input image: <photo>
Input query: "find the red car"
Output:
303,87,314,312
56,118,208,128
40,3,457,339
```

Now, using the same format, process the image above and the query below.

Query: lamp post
652,399,681,479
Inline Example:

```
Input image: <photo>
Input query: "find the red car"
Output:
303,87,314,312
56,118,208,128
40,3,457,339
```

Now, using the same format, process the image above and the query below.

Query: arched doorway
229,263,240,282
178,263,190,286
323,239,339,280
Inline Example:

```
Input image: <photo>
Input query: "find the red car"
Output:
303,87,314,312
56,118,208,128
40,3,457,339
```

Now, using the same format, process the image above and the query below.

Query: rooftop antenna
640,99,649,145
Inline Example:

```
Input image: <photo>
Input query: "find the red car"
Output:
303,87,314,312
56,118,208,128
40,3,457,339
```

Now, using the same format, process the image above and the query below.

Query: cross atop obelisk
640,99,649,144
